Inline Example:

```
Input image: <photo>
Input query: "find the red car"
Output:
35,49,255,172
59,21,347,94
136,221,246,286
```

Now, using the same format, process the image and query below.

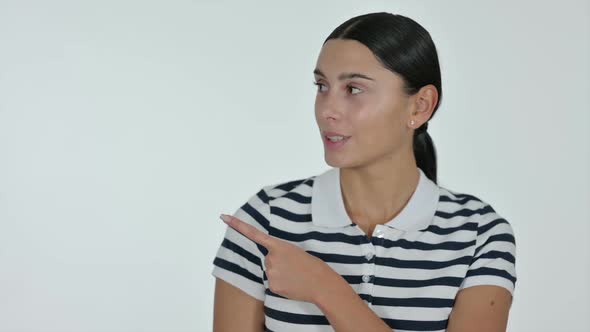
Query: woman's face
314,38,416,169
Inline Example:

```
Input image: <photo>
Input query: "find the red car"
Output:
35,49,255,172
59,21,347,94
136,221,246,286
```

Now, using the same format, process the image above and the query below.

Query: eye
312,81,327,92
348,85,362,95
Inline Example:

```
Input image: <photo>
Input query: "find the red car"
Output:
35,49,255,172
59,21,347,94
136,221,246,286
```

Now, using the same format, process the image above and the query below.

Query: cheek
350,100,395,132
348,97,375,123
352,103,405,147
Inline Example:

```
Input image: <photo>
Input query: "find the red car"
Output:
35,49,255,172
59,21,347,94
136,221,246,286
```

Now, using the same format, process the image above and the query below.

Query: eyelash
312,81,362,95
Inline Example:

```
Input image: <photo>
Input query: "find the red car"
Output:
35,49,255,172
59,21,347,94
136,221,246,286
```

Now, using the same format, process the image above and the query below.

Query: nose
316,92,343,121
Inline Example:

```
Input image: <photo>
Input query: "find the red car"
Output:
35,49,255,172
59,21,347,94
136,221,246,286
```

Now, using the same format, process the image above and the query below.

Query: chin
324,153,357,169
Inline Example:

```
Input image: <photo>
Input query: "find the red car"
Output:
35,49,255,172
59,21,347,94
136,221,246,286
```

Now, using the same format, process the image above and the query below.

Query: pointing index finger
220,214,274,249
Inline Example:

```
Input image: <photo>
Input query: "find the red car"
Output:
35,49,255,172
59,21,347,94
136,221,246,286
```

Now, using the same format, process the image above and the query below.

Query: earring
409,120,415,127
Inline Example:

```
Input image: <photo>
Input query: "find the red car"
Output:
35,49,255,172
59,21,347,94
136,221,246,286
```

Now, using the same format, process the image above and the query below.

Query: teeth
327,135,346,142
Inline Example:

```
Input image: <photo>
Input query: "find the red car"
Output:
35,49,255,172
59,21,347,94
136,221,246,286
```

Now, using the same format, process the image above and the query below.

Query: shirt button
365,252,374,261
362,275,372,283
374,228,384,238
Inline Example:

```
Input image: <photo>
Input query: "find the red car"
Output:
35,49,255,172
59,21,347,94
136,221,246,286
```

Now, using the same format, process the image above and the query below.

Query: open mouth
323,135,351,149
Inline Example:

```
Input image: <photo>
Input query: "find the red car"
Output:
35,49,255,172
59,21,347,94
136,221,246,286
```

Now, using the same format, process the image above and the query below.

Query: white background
1,0,589,331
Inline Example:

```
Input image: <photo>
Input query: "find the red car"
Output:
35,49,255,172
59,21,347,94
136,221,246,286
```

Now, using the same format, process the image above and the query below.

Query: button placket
363,241,376,262
352,225,377,304
360,241,376,304
363,226,390,305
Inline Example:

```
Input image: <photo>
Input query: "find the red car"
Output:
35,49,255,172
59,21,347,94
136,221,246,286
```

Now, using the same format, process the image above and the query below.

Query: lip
323,131,350,137
322,132,351,150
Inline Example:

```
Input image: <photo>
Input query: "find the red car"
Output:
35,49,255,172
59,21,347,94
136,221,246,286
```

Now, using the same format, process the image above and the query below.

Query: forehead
315,39,392,78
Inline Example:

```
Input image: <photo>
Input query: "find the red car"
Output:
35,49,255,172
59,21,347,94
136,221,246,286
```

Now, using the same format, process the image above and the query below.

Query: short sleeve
211,187,271,301
459,204,517,296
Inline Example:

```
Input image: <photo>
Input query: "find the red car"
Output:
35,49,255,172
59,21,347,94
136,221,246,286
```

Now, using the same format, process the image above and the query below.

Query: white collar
311,167,439,231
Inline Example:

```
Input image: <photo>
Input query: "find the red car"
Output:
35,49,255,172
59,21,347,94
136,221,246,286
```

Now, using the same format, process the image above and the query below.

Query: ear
409,84,438,127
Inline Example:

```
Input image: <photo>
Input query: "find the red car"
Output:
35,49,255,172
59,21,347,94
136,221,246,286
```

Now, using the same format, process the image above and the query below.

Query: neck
339,155,420,230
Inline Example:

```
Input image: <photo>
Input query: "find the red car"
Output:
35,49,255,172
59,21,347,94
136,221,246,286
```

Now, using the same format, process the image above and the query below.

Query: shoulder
435,187,518,294
236,174,316,228
435,185,516,245
237,173,315,210
438,185,496,215
260,174,316,201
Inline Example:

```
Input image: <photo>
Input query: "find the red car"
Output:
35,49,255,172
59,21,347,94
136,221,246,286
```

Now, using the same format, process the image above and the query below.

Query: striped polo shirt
212,167,517,332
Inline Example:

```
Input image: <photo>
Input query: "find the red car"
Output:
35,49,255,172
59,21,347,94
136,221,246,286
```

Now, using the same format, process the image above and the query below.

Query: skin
213,38,512,332
313,39,431,238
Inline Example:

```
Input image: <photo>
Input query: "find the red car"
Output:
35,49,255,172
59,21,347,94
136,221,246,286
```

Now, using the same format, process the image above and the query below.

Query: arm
315,280,513,332
212,188,273,332
313,271,392,332
446,203,516,332
213,278,265,332
447,285,512,332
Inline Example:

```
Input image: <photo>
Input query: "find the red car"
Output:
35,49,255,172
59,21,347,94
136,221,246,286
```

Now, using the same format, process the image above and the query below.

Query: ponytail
413,123,437,184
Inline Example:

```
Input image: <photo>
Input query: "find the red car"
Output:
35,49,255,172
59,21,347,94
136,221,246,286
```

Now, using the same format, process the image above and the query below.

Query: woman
212,12,516,332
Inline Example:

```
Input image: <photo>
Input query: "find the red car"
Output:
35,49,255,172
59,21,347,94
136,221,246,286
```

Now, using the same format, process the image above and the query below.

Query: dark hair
323,12,442,184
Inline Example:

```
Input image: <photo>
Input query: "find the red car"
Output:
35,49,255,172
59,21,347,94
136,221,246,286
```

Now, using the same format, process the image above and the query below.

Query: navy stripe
425,222,478,235
453,192,483,199
269,226,368,245
265,306,329,325
213,257,263,284
306,251,367,264
474,233,515,257
272,178,312,192
436,204,495,219
266,306,448,331
272,179,307,191
376,254,472,270
265,288,287,299
375,276,464,288
270,206,312,222
439,194,479,205
257,243,269,256
257,189,271,204
269,226,474,251
466,267,517,284
380,238,476,251
220,238,262,267
382,317,448,331
444,192,485,203
372,295,455,308
478,217,509,235
359,293,372,302
267,289,451,310
266,287,456,309
473,250,515,265
241,202,270,229
279,191,312,204
341,275,364,284
239,201,272,256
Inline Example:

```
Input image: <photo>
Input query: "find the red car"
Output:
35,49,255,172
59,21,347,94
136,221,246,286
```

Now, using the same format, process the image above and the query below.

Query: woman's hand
219,214,393,332
220,213,340,304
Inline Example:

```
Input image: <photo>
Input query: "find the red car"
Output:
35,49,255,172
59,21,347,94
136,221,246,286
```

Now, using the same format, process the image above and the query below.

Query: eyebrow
313,68,375,81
